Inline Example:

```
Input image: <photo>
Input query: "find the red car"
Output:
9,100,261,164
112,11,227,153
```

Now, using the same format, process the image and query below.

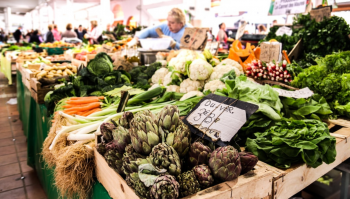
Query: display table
15,70,350,199
16,72,111,199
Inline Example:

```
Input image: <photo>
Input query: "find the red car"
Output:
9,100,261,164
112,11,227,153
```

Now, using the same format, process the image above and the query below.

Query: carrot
282,50,291,64
63,103,95,108
66,98,100,104
70,96,104,100
63,110,78,114
85,108,101,116
63,102,101,112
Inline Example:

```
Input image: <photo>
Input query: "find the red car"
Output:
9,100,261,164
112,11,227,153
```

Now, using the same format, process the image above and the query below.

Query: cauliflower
179,78,204,93
180,91,204,101
204,80,226,93
148,84,162,91
219,59,244,74
209,64,241,81
168,49,197,74
188,59,213,81
166,85,180,92
151,68,169,84
210,58,220,66
163,71,181,86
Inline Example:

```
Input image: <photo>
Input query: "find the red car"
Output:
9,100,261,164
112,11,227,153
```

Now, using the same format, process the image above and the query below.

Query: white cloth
86,27,102,40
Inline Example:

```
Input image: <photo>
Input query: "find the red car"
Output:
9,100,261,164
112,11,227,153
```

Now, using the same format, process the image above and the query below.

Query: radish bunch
245,60,292,83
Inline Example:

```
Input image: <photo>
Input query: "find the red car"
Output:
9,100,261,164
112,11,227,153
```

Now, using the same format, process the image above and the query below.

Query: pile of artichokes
97,105,258,199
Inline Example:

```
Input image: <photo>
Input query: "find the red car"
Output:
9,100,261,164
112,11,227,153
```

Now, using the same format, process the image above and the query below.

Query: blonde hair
66,23,72,30
168,8,186,25
91,21,98,28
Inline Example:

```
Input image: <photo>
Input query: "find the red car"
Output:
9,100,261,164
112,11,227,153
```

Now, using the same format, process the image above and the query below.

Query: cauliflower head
188,59,213,81
210,58,220,66
219,59,243,74
168,49,197,74
163,71,181,86
180,91,204,101
151,68,169,84
204,80,226,93
148,84,162,91
209,64,241,81
166,85,180,92
179,78,204,93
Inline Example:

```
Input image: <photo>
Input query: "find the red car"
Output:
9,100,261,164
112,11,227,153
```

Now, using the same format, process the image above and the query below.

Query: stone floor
0,73,47,199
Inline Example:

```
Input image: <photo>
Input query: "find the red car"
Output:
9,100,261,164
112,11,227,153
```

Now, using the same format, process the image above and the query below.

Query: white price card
272,0,307,16
273,87,314,98
276,26,293,36
236,22,247,40
186,99,246,142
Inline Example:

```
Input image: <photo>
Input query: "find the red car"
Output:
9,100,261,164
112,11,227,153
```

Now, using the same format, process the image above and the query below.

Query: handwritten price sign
273,87,314,98
310,6,331,22
186,99,247,142
180,28,208,50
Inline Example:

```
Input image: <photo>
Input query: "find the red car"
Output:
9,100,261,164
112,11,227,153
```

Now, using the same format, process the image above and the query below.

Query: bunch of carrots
62,96,104,116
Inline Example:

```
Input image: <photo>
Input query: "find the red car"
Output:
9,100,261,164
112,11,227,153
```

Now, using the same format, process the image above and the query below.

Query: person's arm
136,24,162,39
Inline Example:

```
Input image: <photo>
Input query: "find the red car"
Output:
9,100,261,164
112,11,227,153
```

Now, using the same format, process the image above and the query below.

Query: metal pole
340,172,349,199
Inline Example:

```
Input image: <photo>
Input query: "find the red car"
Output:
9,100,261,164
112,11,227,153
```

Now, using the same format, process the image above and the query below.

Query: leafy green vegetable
127,86,166,106
281,94,332,120
261,26,300,52
128,62,161,89
225,76,283,120
246,119,336,168
87,52,113,76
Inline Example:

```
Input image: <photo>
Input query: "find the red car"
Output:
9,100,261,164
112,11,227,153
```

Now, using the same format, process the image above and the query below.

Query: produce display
30,63,77,80
22,56,51,67
39,41,75,48
8,9,350,199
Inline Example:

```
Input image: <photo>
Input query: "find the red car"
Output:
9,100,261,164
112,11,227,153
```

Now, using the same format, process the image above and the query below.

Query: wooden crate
20,68,35,90
265,119,350,199
30,78,54,104
94,148,274,199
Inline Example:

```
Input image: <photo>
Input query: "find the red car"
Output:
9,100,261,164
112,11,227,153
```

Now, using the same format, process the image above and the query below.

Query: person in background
85,21,102,44
272,20,278,27
45,25,55,43
29,30,41,44
127,8,191,49
216,23,227,45
13,26,22,43
76,25,86,41
61,23,77,39
52,25,61,41
258,25,267,34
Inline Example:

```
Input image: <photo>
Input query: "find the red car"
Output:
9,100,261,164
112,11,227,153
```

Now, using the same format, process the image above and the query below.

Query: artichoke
239,152,258,173
209,146,241,181
149,143,181,176
100,122,116,142
130,110,161,155
104,142,123,175
193,164,214,189
177,170,201,197
189,141,213,167
166,123,191,157
150,175,180,199
122,144,146,176
115,111,134,129
112,126,131,152
96,142,107,156
158,105,180,135
158,105,191,157
126,172,151,199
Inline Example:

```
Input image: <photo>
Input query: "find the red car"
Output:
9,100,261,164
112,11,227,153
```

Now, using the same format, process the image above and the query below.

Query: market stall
8,4,350,199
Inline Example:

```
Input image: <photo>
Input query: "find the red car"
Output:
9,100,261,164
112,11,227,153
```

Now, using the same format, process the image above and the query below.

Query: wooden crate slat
329,119,350,128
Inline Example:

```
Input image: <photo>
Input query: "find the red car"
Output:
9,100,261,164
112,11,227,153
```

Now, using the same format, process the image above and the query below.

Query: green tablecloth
16,73,111,199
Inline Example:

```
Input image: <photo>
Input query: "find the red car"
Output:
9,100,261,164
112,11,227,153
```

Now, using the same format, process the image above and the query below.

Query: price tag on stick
180,28,208,50
183,94,259,146
310,6,331,22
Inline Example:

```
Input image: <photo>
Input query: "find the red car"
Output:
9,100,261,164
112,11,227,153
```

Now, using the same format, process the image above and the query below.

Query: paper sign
186,99,247,142
260,42,282,62
271,0,307,15
99,44,115,53
273,87,314,98
276,26,293,36
310,6,331,22
205,41,219,55
236,22,247,40
180,28,208,50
